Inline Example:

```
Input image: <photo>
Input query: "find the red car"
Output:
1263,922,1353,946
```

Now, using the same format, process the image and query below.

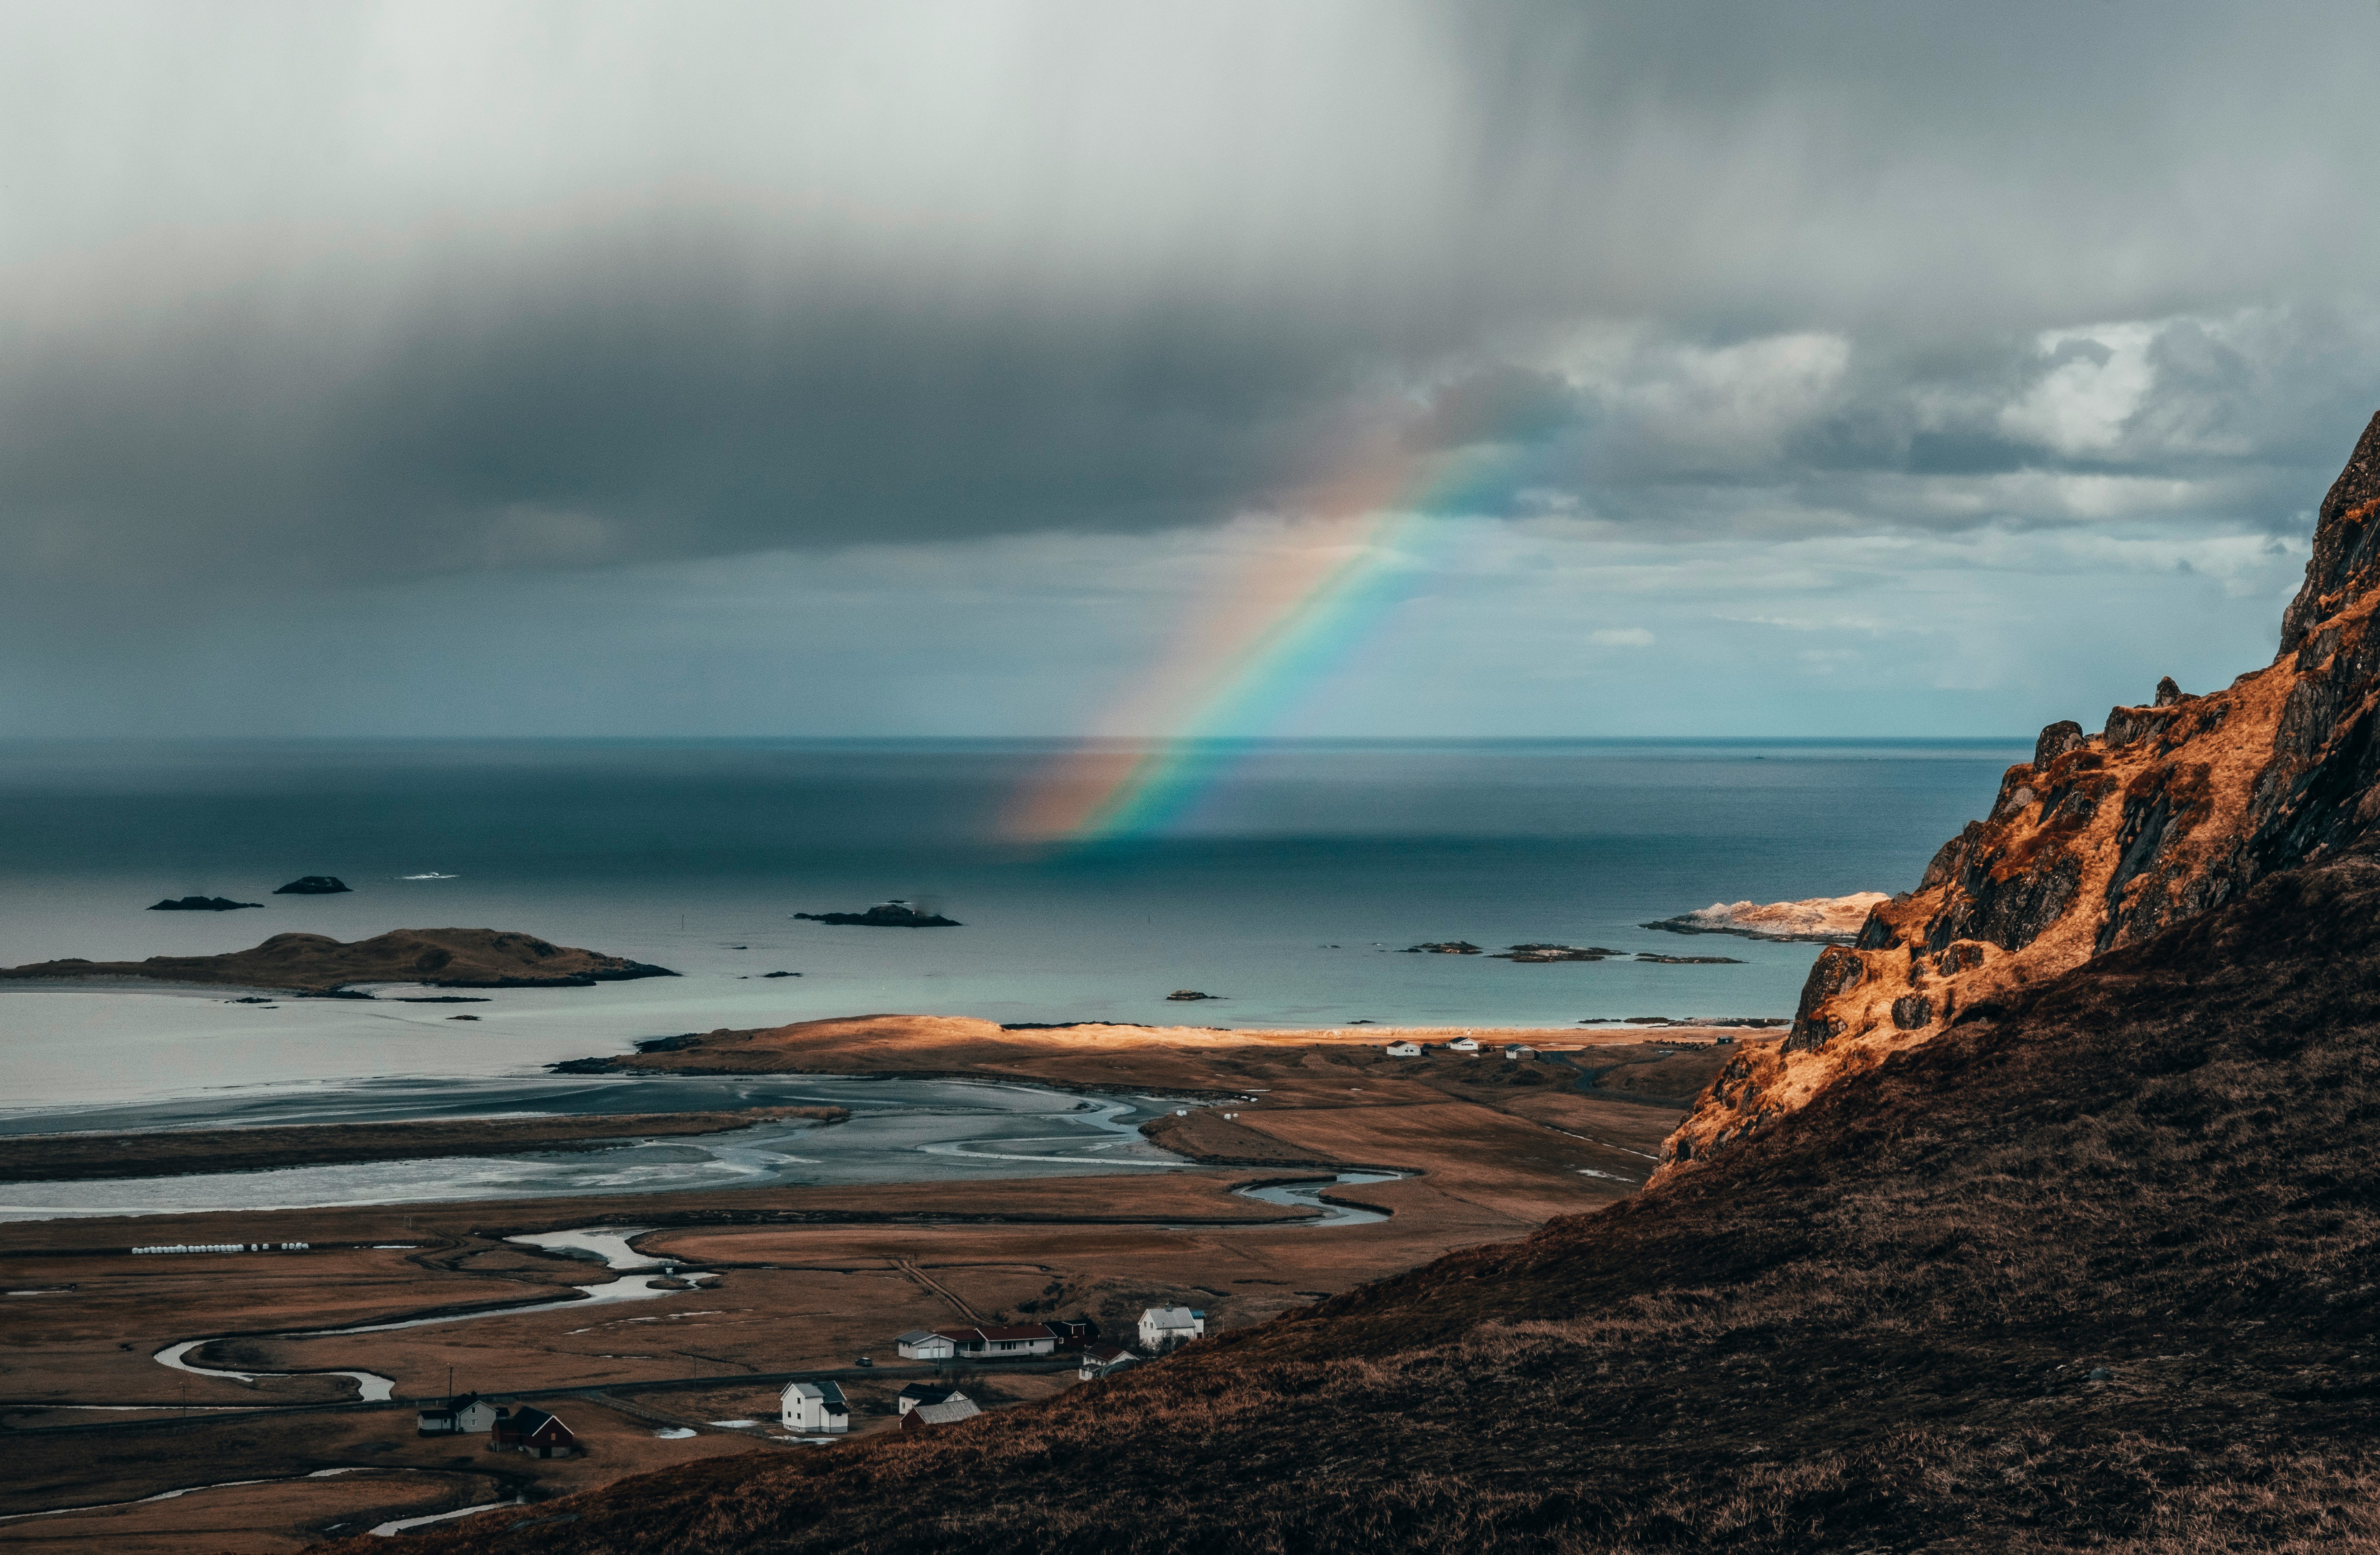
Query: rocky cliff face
1664,408,2380,1171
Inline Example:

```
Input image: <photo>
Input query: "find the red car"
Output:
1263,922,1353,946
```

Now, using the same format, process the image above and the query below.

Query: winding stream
153,1263,719,1400
142,1172,1402,1403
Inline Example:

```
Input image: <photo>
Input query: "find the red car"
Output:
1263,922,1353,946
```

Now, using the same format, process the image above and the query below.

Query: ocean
0,737,2024,1115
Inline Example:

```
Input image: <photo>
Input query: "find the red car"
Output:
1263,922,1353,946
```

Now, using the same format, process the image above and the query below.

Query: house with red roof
490,1406,578,1458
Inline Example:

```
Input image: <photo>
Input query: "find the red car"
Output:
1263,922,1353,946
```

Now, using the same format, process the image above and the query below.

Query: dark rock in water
447,1014,479,1021
149,896,262,912
1402,941,1482,954
273,876,351,895
1167,990,1219,1001
546,1057,621,1074
792,900,961,928
1493,944,1620,962
1635,953,1744,964
387,995,490,1004
763,970,800,978
635,1033,702,1053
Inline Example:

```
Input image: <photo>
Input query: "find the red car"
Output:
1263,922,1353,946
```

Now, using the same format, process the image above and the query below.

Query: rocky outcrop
273,876,352,894
148,895,262,911
1642,893,1890,944
1666,409,2380,1170
0,928,677,992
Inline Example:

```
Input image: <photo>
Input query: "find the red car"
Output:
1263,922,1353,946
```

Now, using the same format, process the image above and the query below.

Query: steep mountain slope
1669,411,2380,1168
347,663,2380,1552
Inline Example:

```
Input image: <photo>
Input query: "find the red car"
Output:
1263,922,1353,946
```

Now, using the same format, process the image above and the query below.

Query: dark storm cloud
2,0,2378,615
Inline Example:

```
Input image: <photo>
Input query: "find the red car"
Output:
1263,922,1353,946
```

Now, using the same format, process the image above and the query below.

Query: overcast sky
6,0,2378,738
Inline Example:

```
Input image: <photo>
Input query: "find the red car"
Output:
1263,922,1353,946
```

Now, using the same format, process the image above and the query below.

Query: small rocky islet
1398,940,1741,964
146,874,352,909
3,927,677,992
791,900,961,928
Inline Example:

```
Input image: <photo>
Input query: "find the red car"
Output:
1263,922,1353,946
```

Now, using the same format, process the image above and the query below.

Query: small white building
1446,1037,1479,1053
781,1380,849,1434
1504,1043,1536,1061
416,1393,499,1436
1077,1343,1138,1382
895,1328,957,1361
897,1383,970,1416
1137,1305,1206,1350
1384,1041,1422,1057
902,1395,982,1430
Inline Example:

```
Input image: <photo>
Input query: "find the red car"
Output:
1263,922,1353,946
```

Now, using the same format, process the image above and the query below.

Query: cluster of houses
421,1305,1212,1450
416,1393,579,1458
779,1378,996,1434
1383,1036,1538,1059
890,1308,1203,1366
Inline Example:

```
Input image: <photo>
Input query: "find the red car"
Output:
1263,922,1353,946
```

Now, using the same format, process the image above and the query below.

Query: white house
1077,1343,1138,1381
781,1380,849,1434
895,1329,957,1361
415,1393,499,1436
897,1383,970,1416
1137,1305,1206,1350
942,1325,1059,1358
1504,1043,1536,1061
1384,1041,1422,1057
1446,1037,1479,1053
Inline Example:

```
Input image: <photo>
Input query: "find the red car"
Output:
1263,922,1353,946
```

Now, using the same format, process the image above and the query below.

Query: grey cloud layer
4,0,2378,612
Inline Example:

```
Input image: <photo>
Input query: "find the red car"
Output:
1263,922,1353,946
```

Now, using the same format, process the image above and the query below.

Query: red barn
491,1406,579,1458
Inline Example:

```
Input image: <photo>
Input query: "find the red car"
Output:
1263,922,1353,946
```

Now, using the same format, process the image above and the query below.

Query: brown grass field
0,1020,1748,1550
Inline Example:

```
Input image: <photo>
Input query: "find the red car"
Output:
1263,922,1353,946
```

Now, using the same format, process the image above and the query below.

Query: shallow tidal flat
0,1110,840,1185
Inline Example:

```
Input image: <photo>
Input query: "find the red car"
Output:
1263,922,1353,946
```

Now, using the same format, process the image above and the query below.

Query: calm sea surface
0,738,2023,1114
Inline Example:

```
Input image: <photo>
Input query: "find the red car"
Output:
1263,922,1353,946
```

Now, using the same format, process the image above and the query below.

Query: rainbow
1004,437,1524,843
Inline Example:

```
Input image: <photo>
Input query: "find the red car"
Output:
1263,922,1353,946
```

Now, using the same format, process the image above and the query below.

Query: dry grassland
0,1017,1753,1549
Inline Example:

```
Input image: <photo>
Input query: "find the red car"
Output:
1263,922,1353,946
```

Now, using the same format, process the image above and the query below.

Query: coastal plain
0,1015,1756,1551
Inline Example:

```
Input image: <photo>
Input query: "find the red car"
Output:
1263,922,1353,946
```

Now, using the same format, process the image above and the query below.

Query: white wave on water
396,872,459,880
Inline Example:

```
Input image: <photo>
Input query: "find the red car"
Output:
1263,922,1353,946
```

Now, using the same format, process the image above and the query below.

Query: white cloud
1591,627,1656,646
1999,322,2160,455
